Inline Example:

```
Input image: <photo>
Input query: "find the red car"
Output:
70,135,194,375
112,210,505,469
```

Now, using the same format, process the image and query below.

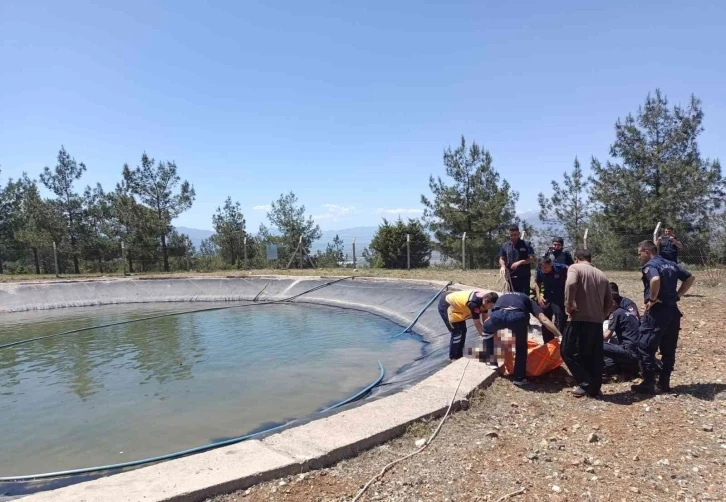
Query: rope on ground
349,358,470,502
495,487,526,502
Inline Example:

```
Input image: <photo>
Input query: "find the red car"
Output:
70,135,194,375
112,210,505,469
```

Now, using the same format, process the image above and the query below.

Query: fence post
121,241,128,276
52,241,60,278
352,237,357,269
653,222,662,242
243,236,248,269
406,234,411,270
583,228,589,250
299,236,304,269
461,232,467,270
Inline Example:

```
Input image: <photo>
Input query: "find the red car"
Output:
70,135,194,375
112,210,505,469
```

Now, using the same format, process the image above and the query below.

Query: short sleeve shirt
642,256,692,305
499,239,534,275
659,238,679,262
535,263,568,305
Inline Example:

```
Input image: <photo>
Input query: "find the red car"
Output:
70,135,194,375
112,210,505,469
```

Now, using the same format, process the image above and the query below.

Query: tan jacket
564,262,611,323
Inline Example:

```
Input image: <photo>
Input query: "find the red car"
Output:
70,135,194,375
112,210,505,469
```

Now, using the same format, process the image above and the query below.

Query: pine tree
122,153,196,272
368,218,430,269
421,136,527,268
263,192,321,267
39,147,87,273
210,197,248,267
537,157,591,249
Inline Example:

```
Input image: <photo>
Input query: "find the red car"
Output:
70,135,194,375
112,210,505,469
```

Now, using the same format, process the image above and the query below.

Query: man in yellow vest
438,289,499,361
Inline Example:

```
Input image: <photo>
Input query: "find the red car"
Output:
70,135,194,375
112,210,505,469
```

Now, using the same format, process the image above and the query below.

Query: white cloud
252,205,271,211
313,204,356,221
376,208,424,215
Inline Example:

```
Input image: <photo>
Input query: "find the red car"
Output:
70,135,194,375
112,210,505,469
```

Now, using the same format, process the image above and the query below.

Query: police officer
608,282,640,320
602,292,641,377
534,256,567,343
439,290,499,361
657,225,683,263
481,291,563,386
498,225,535,294
632,240,695,394
544,237,574,266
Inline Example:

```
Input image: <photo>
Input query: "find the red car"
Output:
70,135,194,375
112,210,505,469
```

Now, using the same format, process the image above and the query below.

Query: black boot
657,371,672,393
631,373,656,394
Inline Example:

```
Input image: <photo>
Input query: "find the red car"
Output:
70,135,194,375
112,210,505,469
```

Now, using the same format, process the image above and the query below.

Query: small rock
485,430,499,438
630,487,640,493
702,424,714,432
633,455,640,461
278,480,287,487
658,459,671,466
587,433,599,443
415,439,426,447
552,485,562,493
572,424,581,432
527,453,538,460
297,473,307,482
585,466,595,473
590,476,599,482
511,402,519,407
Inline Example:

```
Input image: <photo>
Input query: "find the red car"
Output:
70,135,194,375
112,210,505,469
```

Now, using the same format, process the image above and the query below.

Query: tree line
0,89,723,275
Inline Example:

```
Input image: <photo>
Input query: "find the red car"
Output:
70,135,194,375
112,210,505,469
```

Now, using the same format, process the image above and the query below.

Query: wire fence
1,220,723,277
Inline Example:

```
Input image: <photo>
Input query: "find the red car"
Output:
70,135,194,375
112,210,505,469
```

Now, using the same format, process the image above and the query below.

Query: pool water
0,302,421,477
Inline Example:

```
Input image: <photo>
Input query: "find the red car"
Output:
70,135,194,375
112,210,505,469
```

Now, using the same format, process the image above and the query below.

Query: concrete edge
17,361,500,502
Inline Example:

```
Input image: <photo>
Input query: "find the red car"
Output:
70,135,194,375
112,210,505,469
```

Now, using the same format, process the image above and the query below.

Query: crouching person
481,292,563,387
438,290,499,361
603,292,641,379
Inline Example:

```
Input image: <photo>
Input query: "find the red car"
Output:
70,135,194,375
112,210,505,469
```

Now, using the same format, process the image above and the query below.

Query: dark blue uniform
499,240,535,294
535,263,568,343
619,296,640,320
658,238,679,263
603,307,640,374
482,292,542,381
545,248,574,266
639,256,691,378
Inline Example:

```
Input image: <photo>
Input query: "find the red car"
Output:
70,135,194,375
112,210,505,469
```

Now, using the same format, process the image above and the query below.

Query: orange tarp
504,338,563,377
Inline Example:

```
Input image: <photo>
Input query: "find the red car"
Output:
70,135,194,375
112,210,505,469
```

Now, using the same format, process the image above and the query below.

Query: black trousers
561,321,603,396
541,301,565,343
603,343,639,373
438,297,468,360
638,304,682,377
509,273,531,294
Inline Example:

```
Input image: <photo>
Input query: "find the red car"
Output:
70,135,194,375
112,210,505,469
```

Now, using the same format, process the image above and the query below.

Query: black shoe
631,380,656,394
657,372,672,393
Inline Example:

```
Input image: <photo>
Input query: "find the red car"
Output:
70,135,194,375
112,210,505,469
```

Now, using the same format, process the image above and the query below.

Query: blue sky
1,0,724,232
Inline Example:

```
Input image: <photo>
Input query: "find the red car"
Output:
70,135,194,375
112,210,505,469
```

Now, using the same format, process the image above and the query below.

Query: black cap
553,237,564,245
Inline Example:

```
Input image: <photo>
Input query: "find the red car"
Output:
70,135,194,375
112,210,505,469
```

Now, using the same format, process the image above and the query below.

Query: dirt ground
199,269,726,502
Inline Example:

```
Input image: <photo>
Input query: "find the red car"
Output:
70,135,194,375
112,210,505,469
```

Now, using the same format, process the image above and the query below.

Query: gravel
208,272,726,502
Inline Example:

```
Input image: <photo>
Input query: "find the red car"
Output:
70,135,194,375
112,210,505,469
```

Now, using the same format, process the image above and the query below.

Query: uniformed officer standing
439,290,499,361
632,240,695,394
544,237,574,266
534,256,568,343
602,292,641,376
481,291,563,386
498,225,535,294
657,225,683,263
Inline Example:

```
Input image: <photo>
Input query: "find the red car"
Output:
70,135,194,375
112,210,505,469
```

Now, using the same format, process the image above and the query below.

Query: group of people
439,224,694,398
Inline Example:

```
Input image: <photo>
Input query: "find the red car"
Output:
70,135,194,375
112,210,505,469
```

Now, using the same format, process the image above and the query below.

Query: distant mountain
176,214,556,259
175,226,214,249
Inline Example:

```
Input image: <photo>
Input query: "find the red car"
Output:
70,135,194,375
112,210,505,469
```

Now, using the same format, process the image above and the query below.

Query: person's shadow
599,382,726,404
